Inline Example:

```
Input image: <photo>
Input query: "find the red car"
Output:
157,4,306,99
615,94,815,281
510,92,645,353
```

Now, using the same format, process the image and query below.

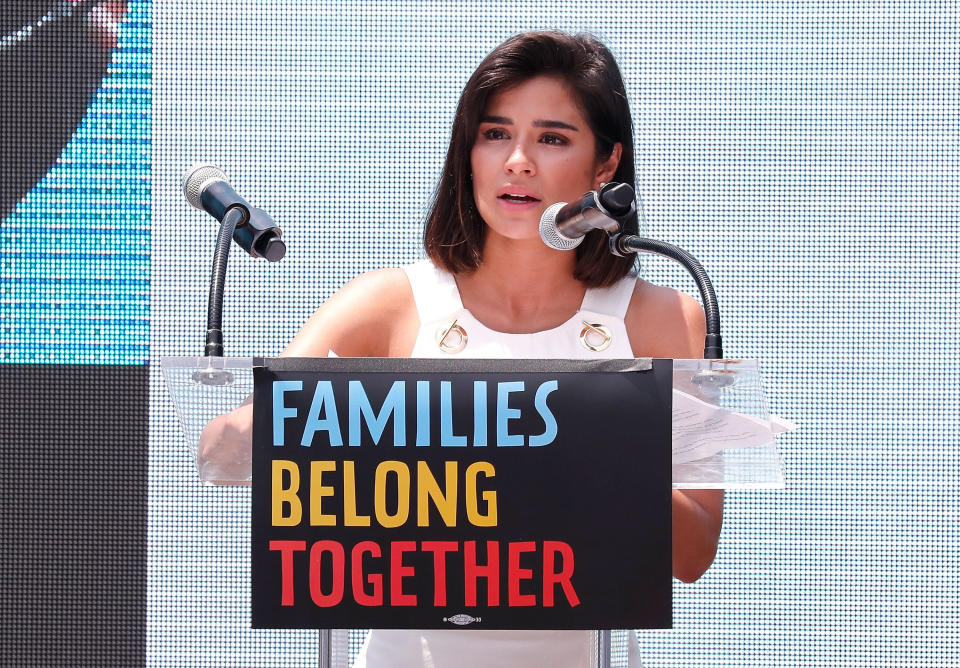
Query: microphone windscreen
182,164,227,209
539,201,582,250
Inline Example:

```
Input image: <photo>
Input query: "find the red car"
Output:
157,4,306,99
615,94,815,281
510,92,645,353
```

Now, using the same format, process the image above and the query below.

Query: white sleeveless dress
349,259,645,668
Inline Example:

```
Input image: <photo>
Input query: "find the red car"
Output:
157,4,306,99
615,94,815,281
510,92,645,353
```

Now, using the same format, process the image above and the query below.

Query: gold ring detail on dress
579,321,612,352
436,319,468,354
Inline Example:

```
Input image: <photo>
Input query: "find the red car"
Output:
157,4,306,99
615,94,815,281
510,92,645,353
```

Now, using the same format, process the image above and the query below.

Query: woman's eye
482,128,508,140
540,133,568,146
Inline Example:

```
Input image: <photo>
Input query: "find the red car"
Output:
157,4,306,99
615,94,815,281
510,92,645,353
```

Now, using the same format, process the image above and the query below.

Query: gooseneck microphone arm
204,206,246,357
610,233,723,359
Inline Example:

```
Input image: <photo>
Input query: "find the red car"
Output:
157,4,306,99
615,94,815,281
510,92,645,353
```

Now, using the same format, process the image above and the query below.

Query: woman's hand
196,402,254,485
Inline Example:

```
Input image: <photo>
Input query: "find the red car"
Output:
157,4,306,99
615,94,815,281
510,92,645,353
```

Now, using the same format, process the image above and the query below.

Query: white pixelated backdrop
151,2,960,666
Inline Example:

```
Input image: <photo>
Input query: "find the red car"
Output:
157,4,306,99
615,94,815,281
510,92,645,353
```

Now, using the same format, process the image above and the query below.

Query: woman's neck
454,233,586,333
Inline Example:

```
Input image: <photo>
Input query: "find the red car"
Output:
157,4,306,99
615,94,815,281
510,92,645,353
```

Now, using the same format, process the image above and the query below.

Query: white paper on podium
672,389,795,465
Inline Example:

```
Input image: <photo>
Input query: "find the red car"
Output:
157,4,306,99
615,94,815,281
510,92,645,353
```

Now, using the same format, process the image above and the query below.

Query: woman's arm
283,268,418,358
672,486,724,583
625,280,724,583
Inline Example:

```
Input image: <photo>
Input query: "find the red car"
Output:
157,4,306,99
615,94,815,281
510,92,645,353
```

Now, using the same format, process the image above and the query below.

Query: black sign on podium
250,357,673,630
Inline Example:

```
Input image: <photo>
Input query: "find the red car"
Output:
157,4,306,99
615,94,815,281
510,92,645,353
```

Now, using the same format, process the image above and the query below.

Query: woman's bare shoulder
624,278,706,359
283,267,419,358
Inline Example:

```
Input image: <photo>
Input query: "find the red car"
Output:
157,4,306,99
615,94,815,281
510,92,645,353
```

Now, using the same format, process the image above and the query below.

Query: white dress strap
579,273,638,318
401,259,464,324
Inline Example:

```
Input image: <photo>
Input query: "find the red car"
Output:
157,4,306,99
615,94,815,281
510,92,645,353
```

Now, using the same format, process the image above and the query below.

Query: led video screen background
3,0,960,666
0,1,149,665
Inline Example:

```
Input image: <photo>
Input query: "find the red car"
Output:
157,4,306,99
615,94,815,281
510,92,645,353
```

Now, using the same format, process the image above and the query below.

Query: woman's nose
504,143,535,176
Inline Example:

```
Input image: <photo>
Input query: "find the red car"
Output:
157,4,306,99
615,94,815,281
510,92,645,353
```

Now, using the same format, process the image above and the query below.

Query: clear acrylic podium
161,356,785,667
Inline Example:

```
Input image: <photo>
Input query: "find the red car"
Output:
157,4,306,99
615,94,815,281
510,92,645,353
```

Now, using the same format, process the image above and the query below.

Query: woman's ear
594,142,623,188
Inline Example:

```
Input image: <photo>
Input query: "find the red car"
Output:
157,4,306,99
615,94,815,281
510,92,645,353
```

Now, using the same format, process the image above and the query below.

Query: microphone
182,164,286,262
539,183,636,250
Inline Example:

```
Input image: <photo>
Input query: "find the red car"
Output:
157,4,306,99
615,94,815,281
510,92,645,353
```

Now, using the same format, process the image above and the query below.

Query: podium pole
320,629,331,668
598,629,611,668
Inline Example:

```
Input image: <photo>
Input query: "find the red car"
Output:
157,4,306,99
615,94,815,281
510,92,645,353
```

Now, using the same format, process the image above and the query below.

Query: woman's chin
484,225,552,247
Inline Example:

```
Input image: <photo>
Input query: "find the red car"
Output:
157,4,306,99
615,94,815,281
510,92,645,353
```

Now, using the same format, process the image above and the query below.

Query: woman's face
470,75,621,244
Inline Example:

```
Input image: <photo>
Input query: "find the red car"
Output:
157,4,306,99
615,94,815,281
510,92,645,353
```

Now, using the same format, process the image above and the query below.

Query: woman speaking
202,30,722,668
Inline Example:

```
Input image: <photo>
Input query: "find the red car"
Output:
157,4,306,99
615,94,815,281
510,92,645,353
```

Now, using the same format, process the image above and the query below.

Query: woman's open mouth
497,193,542,209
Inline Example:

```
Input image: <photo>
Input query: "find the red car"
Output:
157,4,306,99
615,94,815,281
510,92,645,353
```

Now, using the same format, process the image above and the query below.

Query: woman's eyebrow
480,115,512,124
533,120,579,131
479,115,579,132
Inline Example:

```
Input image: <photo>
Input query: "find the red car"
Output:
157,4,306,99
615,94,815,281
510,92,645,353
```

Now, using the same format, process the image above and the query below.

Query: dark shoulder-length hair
423,31,637,287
